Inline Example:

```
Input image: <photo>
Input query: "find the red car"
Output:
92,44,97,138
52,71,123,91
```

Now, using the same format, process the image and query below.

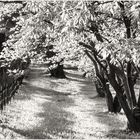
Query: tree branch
95,11,123,21
0,1,24,4
117,1,131,38
100,1,113,5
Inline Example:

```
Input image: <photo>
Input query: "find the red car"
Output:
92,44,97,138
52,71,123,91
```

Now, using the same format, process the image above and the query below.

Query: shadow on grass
18,82,77,102
3,125,51,139
6,67,129,139
78,80,128,138
4,124,77,139
4,83,77,139
64,71,84,80
66,76,92,84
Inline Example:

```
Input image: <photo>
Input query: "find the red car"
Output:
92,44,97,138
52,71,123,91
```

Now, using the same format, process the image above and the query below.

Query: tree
83,1,140,131
57,0,140,131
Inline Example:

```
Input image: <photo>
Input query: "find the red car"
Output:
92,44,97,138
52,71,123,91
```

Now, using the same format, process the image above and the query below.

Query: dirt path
0,66,138,139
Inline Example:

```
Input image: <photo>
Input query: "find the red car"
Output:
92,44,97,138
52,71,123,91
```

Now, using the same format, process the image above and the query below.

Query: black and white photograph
0,0,140,139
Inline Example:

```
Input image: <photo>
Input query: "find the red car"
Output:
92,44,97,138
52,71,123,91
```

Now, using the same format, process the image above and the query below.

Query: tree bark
113,95,122,113
127,61,137,107
94,78,105,97
105,83,114,112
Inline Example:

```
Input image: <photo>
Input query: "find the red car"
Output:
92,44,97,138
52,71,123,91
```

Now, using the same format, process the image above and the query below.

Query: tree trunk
105,83,114,112
50,64,66,78
107,64,140,132
94,78,105,97
127,61,137,107
84,50,105,97
0,33,5,52
113,95,122,113
85,50,122,112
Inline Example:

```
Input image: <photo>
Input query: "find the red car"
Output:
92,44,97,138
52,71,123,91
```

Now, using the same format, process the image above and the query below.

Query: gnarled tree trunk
50,63,66,78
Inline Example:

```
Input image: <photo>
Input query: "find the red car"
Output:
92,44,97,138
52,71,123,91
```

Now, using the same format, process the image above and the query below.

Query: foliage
1,0,140,132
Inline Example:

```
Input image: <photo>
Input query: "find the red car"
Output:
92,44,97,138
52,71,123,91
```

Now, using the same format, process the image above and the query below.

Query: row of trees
0,0,140,132
56,1,140,132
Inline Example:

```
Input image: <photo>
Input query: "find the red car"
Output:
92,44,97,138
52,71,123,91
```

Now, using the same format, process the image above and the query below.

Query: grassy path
0,67,139,139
